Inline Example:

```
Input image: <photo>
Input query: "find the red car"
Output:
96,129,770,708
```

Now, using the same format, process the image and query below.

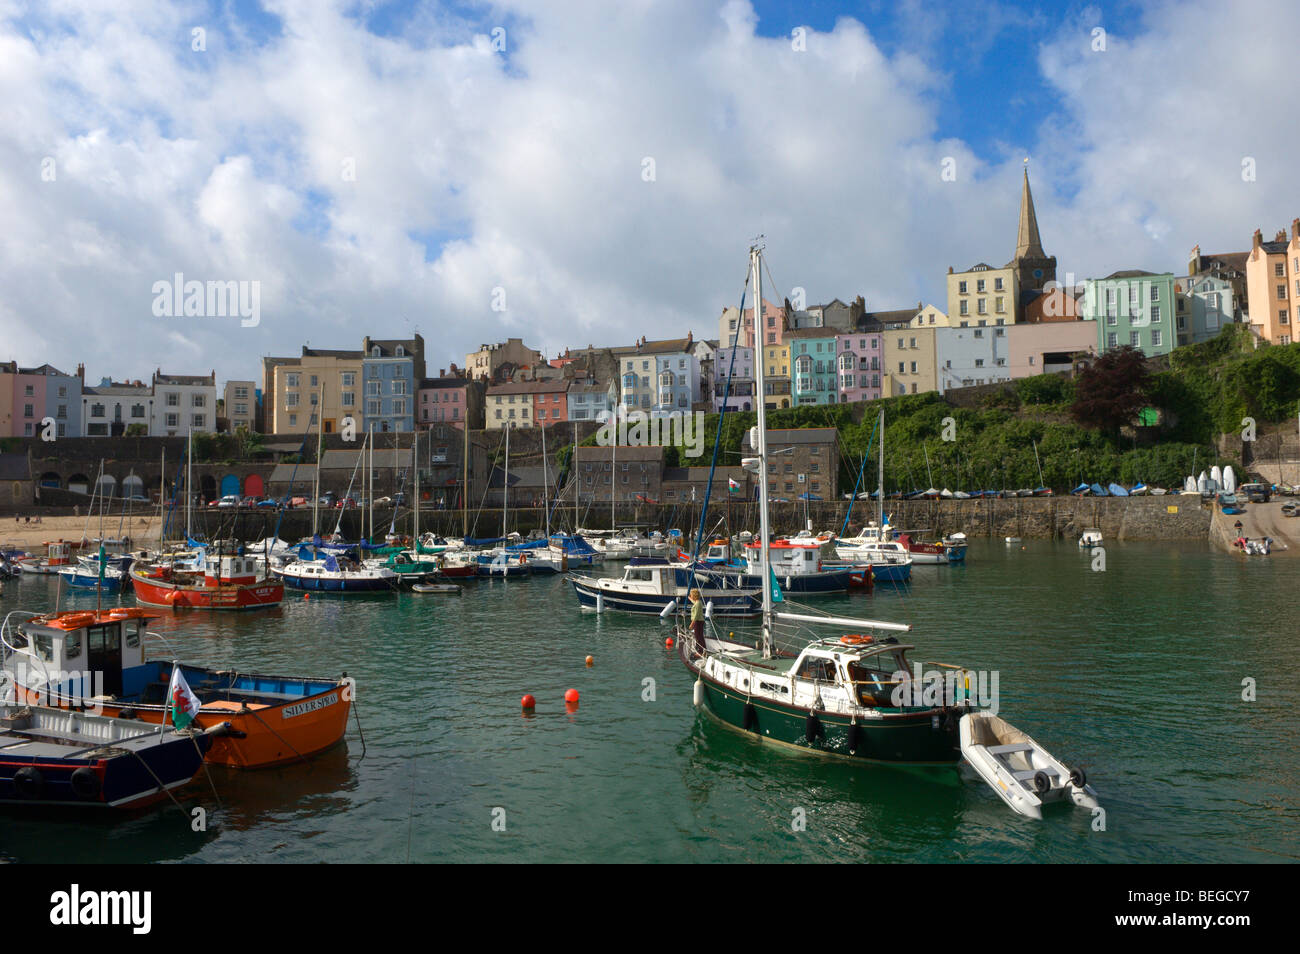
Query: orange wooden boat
1,608,351,769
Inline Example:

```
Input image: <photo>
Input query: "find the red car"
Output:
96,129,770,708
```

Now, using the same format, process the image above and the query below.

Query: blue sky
3,0,1298,385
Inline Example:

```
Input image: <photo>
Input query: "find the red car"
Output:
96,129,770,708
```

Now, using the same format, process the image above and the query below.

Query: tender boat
960,711,1098,820
2,608,352,769
1078,528,1103,547
411,582,462,594
0,702,224,809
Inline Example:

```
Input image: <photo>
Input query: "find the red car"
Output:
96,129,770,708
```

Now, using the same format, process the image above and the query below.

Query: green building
1081,270,1177,356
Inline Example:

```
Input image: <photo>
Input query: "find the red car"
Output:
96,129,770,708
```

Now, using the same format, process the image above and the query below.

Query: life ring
518,554,527,566
839,634,874,645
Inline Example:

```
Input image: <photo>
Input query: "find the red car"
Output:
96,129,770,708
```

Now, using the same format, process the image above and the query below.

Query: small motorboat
411,582,462,594
1129,482,1148,496
1071,483,1090,496
1150,487,1168,496
1281,502,1298,517
1004,536,1021,544
960,711,1098,820
1078,528,1103,547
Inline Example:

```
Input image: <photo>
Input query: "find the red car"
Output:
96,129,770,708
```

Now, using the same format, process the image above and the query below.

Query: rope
244,704,312,768
191,732,222,808
351,695,367,761
125,742,191,818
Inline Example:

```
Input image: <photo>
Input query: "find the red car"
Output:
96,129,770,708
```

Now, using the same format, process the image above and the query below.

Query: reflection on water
2,541,1298,863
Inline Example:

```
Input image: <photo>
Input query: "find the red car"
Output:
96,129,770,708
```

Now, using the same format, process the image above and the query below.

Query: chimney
947,266,954,274
1253,229,1263,249
76,363,84,383
686,331,693,345
1276,230,1286,243
1293,218,1300,240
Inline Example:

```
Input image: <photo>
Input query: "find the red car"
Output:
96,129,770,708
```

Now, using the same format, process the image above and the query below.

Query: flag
167,667,201,730
97,543,106,585
727,478,739,494
769,566,785,603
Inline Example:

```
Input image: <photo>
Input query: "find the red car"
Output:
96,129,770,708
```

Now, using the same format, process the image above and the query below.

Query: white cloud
1,0,1297,391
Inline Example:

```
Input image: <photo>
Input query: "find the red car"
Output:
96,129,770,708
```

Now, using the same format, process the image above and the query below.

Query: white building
151,370,217,436
934,324,1011,394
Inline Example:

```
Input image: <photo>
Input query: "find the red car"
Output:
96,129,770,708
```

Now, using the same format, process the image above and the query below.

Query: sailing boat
677,245,970,763
833,410,913,581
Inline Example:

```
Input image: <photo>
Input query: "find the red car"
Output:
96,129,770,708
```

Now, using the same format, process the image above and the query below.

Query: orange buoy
564,688,579,704
585,655,593,667
665,637,674,648
303,593,310,601
521,694,536,710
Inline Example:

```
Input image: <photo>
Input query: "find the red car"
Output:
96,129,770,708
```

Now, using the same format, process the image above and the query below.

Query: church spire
1015,167,1046,260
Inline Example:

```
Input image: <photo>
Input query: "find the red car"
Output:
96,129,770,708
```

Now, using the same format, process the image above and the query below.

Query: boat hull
131,572,284,610
679,643,960,764
570,578,758,616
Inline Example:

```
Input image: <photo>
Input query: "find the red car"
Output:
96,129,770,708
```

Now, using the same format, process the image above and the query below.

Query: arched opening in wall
122,475,145,500
244,474,264,497
94,474,117,500
199,475,217,503
220,474,241,497
67,474,90,495
39,472,61,489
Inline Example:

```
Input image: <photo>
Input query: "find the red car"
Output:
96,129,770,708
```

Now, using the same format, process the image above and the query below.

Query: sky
2,0,1298,387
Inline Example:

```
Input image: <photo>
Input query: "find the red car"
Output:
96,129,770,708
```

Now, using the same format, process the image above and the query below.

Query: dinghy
1089,483,1108,497
1130,482,1148,496
1223,466,1237,493
1071,483,1090,496
1108,482,1129,497
1078,528,1103,547
960,711,1098,820
1211,465,1223,488
411,582,461,594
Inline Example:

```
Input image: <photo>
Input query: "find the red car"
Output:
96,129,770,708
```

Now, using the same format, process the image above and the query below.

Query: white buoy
659,599,677,619
596,592,604,614
693,678,704,707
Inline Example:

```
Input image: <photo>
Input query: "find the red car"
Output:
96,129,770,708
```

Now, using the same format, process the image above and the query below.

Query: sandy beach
0,514,163,553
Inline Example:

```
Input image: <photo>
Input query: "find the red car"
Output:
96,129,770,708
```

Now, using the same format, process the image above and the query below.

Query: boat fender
804,712,821,743
1069,767,1087,789
13,766,44,799
846,722,864,755
693,679,703,708
742,702,758,732
70,767,101,799
1033,771,1052,794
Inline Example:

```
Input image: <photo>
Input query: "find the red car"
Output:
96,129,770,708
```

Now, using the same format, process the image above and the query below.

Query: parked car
318,493,336,508
216,495,241,509
1240,482,1270,503
1282,501,1298,517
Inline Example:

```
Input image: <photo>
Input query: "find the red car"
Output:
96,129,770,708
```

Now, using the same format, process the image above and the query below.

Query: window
1275,262,1285,277
192,394,205,407
285,393,299,408
974,359,984,368
898,362,905,374
341,373,355,388
958,281,967,294
310,375,318,388
959,301,968,316
910,361,917,373
131,404,145,418
1107,333,1118,348
166,413,178,428
342,392,355,407
1150,285,1160,302
166,392,178,406
977,279,986,293
286,373,299,388
1152,330,1163,347
974,328,984,339
996,297,1005,313
994,277,1004,291
192,414,204,428
1130,331,1140,346
22,404,33,417
368,400,382,416
1279,285,1288,301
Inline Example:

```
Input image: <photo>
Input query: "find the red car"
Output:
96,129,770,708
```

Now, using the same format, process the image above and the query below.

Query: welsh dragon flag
167,668,201,730
727,478,739,494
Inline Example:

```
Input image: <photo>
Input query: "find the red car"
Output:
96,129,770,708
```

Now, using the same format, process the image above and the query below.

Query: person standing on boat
689,588,705,651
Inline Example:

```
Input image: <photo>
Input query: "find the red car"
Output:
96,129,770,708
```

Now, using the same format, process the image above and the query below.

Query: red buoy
303,593,310,601
585,655,594,667
564,688,579,704
665,637,674,648
521,694,536,710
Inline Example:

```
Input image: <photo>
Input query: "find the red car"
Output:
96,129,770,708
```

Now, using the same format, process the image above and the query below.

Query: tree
1070,346,1151,433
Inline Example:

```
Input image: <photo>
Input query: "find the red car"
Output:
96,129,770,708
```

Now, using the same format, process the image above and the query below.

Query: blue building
362,335,425,433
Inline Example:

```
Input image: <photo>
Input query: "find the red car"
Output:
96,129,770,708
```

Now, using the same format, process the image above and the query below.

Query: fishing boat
899,531,966,565
0,702,224,809
960,711,1098,820
131,552,284,610
16,541,76,575
570,561,759,616
2,608,352,769
59,562,128,594
677,246,976,765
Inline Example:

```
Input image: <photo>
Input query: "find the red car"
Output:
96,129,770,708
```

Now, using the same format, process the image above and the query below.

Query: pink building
835,332,883,403
1006,321,1098,379
720,298,786,349
530,379,568,427
1,362,48,437
419,373,470,430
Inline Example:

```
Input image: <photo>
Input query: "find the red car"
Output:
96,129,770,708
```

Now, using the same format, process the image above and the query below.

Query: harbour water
1,539,1296,864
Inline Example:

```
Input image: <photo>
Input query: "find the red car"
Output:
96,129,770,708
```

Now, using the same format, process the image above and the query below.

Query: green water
2,540,1297,863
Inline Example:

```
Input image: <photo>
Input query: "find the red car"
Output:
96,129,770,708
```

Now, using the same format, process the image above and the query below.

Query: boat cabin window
804,551,815,562
32,632,55,663
65,629,83,660
87,624,120,655
625,568,655,581
795,657,839,682
122,620,141,648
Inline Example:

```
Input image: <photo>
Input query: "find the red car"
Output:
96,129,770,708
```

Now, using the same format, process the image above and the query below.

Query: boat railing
0,609,54,695
145,629,180,660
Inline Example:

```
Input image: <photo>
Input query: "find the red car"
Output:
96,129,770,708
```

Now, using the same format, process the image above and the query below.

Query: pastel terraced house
834,331,883,403
1245,220,1300,345
1081,271,1176,356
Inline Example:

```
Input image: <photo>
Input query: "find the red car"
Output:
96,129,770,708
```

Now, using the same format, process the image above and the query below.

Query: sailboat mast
610,421,616,532
1033,439,1045,489
413,430,420,542
312,393,322,537
923,443,933,490
158,447,165,545
751,245,773,657
542,422,550,537
877,407,885,531
462,419,470,538
573,420,579,532
502,424,510,539
186,431,192,541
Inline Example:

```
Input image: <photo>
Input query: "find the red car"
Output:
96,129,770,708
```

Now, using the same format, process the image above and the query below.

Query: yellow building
266,347,363,435
1245,220,1300,345
761,342,791,409
882,325,937,396
909,303,950,329
947,263,1016,327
